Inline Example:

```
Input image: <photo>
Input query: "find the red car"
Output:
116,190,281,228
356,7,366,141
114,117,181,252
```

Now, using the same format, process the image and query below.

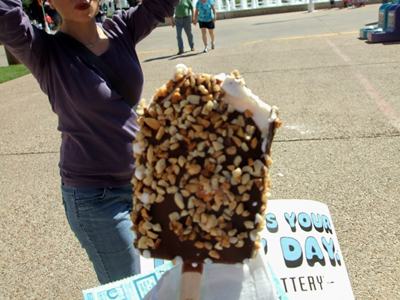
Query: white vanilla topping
172,64,189,80
219,74,274,132
172,64,275,133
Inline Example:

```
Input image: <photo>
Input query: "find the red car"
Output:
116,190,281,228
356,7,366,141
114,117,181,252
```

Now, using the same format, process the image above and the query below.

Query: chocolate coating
131,68,280,264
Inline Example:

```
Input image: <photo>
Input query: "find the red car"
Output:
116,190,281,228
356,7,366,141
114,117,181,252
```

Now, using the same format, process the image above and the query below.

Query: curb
161,0,382,26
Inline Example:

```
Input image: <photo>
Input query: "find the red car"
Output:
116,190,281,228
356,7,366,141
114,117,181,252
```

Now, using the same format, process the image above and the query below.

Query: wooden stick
179,262,203,300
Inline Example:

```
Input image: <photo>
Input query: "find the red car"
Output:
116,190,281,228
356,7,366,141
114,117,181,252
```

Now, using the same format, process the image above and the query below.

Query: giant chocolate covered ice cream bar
130,64,281,265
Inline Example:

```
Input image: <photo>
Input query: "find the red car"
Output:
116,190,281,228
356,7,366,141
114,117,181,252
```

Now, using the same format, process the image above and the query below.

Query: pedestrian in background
0,0,178,285
194,0,216,53
356,0,366,7
170,0,195,55
95,2,105,23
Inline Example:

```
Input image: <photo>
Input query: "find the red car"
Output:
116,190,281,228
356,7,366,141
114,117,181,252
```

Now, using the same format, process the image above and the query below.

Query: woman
194,0,216,53
0,0,178,284
95,2,105,23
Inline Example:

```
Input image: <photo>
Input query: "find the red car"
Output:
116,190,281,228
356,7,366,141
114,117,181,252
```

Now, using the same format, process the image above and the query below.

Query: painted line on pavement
242,40,263,46
272,31,359,41
325,36,400,131
240,32,359,46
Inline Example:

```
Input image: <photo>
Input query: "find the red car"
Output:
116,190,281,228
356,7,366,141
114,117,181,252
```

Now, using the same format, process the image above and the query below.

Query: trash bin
4,46,21,65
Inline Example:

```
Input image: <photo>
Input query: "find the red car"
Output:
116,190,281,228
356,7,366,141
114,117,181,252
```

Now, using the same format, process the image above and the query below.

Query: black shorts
199,21,215,29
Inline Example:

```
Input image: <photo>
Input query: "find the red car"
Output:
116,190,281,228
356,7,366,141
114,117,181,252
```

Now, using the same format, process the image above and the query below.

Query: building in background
103,0,132,15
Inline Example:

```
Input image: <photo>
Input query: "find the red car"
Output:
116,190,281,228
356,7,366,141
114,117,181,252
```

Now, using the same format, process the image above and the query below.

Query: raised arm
0,0,49,77
118,0,179,45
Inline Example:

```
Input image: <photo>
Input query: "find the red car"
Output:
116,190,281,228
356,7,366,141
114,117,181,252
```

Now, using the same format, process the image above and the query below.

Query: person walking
95,2,105,23
0,0,178,285
194,0,216,53
170,0,195,55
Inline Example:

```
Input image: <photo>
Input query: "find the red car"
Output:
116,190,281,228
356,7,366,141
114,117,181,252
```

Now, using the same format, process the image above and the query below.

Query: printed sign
261,199,354,300
83,199,354,300
82,262,174,300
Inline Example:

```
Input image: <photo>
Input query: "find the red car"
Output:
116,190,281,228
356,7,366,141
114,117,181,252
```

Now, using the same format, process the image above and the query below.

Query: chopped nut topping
132,67,280,264
174,193,185,210
169,212,180,222
209,250,221,259
144,118,161,131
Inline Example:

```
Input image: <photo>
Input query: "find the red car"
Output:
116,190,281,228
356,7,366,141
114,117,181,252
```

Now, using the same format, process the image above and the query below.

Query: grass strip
0,65,30,84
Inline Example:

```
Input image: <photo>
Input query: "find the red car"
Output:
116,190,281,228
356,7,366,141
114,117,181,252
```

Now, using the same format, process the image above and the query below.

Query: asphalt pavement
1,4,399,299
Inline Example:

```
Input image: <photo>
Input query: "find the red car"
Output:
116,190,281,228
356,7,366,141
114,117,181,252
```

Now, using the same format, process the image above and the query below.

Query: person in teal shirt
194,0,216,53
170,0,195,55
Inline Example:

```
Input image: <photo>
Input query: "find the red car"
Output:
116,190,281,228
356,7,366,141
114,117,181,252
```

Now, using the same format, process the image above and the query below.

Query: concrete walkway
0,45,8,67
1,4,399,300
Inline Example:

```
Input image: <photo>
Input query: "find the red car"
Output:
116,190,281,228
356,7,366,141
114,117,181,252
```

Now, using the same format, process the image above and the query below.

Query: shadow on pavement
143,51,203,63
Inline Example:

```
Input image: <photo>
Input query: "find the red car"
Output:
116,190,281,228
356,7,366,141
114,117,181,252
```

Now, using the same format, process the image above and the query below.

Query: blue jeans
61,183,140,284
175,16,194,52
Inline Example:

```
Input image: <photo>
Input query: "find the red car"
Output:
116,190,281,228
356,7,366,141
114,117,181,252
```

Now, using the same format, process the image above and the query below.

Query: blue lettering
284,212,297,232
280,237,303,268
322,237,337,266
266,213,278,233
284,212,334,234
305,237,325,267
311,213,324,233
261,238,268,254
336,253,342,266
298,212,312,232
154,258,164,268
323,215,333,234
